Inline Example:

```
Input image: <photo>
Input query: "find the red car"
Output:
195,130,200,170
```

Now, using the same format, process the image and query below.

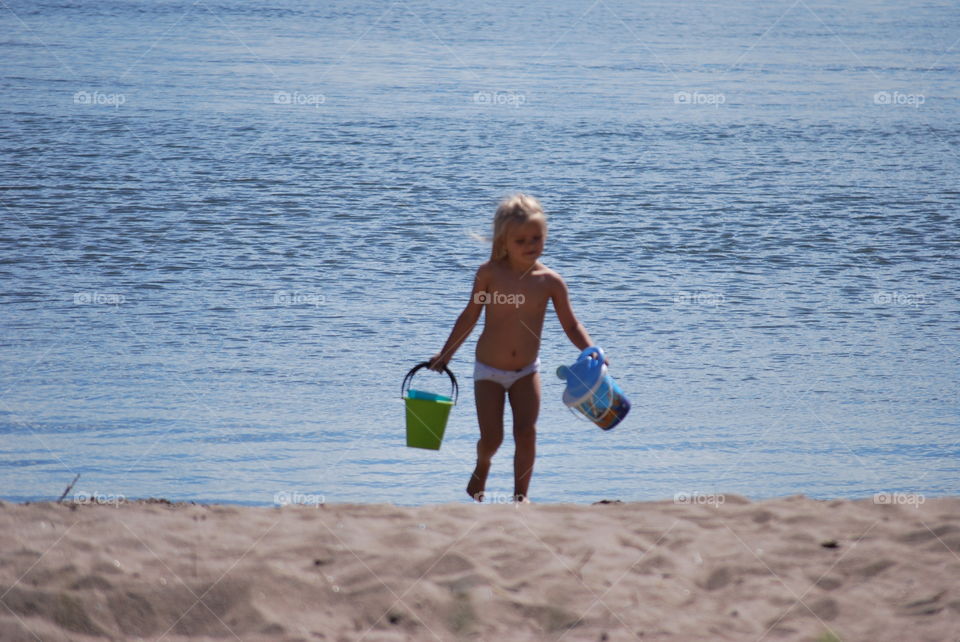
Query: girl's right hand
427,353,448,372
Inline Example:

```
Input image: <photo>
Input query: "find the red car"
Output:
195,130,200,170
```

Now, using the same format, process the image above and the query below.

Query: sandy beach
1,495,958,641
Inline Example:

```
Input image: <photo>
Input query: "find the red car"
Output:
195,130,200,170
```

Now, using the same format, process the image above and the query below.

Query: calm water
1,0,957,505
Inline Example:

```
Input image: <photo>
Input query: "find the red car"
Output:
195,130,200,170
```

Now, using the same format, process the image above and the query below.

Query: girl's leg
508,371,541,502
469,379,505,501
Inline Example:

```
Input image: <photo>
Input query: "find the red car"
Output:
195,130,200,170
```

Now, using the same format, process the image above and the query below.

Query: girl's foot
466,463,489,502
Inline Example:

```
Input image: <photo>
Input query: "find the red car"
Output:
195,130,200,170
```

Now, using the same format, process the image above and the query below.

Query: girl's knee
513,424,536,439
478,435,503,454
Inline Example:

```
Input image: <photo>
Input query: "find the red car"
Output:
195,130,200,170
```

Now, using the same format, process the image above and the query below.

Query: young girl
428,194,597,503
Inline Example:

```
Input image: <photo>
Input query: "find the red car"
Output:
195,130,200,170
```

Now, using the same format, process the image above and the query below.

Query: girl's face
505,219,546,263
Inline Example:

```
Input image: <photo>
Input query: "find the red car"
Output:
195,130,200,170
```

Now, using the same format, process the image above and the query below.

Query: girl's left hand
427,353,449,372
589,350,609,366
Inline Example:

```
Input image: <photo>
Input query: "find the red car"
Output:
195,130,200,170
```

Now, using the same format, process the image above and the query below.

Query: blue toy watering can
556,346,630,430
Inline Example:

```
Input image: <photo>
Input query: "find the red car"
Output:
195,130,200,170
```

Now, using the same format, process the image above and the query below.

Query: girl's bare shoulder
474,260,500,286
534,262,564,282
532,264,569,297
476,260,496,276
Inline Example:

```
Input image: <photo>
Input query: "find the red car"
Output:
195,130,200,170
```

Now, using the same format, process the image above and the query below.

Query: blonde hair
490,193,546,261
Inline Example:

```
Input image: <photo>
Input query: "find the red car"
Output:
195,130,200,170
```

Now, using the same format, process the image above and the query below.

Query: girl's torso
475,262,552,370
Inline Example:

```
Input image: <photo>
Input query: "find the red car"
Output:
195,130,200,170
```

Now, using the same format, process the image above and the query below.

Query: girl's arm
551,274,594,351
428,266,490,371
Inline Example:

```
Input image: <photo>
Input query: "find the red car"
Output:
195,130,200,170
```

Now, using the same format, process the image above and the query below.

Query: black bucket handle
402,362,458,404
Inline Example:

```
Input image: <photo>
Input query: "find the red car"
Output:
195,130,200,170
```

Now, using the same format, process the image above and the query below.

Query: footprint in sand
898,524,958,544
899,590,948,616
702,566,733,591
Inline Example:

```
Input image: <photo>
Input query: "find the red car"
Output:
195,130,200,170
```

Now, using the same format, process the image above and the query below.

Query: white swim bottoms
474,358,541,389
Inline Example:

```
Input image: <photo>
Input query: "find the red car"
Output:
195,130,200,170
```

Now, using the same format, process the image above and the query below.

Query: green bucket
402,363,458,450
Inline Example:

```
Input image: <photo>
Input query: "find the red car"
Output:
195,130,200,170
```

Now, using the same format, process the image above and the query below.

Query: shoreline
6,489,949,508
2,495,958,640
